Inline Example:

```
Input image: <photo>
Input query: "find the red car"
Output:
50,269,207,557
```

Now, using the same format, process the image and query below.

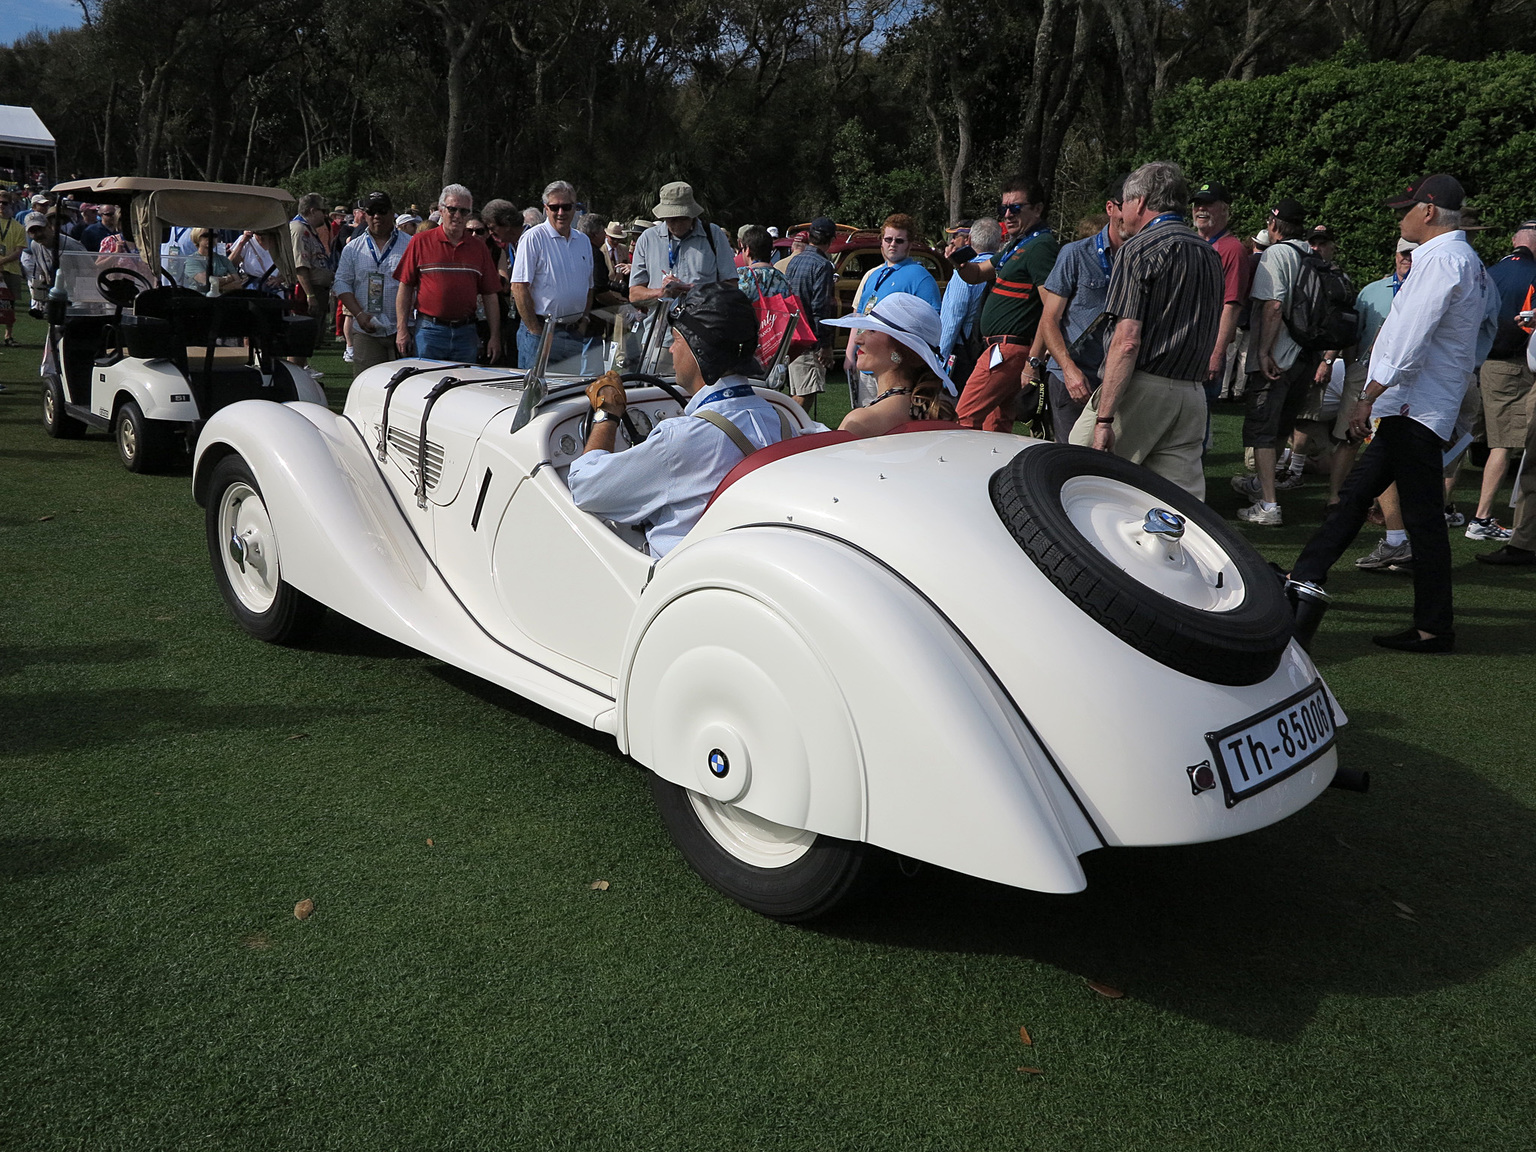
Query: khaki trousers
1510,378,1536,551
351,329,398,375
1070,370,1209,499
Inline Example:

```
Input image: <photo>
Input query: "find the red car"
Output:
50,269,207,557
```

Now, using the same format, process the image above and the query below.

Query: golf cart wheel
114,399,174,473
990,444,1293,686
205,454,324,644
648,774,867,922
41,373,85,439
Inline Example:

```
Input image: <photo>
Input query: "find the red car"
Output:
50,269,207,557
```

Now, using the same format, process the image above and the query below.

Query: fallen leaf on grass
1018,1025,1033,1046
589,880,610,891
1016,1067,1044,1075
426,838,434,847
1335,834,1354,849
286,733,308,741
37,515,54,522
154,615,173,621
1392,900,1415,915
1396,912,1416,922
243,932,271,950
293,898,315,920
1086,980,1125,999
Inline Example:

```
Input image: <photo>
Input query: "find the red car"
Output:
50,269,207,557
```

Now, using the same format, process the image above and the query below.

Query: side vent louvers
379,424,444,490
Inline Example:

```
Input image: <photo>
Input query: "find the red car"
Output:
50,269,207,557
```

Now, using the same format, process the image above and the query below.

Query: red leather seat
883,419,963,435
704,429,855,510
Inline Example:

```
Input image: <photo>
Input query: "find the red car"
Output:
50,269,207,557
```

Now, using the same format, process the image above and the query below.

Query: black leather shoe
1372,628,1455,653
1476,545,1535,566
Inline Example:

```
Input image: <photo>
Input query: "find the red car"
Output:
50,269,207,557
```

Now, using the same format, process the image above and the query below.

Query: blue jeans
517,324,597,374
415,317,480,362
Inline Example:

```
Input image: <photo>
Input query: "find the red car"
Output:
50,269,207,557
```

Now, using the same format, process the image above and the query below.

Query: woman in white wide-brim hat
823,292,957,437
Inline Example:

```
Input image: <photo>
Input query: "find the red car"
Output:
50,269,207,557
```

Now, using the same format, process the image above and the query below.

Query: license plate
1205,682,1337,807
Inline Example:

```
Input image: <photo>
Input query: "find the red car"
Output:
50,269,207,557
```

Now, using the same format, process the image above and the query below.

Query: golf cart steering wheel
97,265,155,308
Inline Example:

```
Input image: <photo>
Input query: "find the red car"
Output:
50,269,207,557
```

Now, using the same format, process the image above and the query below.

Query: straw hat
604,220,626,239
823,292,955,394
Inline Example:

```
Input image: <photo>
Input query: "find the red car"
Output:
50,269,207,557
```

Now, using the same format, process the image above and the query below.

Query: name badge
364,272,385,314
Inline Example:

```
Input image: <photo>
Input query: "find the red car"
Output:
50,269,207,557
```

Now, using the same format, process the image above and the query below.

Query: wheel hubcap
218,482,279,612
118,416,136,460
687,791,815,868
1060,475,1245,611
43,388,55,424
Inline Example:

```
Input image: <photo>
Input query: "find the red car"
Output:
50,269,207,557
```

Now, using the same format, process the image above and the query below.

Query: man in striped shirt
1069,161,1224,498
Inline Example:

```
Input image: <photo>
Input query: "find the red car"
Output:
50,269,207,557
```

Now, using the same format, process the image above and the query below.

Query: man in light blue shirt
335,191,407,375
845,213,941,407
938,217,1000,389
569,282,820,557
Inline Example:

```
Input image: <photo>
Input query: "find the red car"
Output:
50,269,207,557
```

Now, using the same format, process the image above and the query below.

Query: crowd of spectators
3,166,1532,638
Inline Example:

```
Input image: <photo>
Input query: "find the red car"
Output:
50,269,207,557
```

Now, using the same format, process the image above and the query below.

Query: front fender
619,526,1098,894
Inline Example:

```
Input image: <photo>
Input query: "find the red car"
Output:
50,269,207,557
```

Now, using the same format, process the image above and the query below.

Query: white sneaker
1444,505,1466,527
1237,502,1283,526
1466,517,1512,541
1230,473,1264,501
1275,470,1307,491
1356,539,1413,570
342,346,355,363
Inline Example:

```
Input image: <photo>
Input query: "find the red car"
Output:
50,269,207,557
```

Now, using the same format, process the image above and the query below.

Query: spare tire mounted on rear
990,445,1293,686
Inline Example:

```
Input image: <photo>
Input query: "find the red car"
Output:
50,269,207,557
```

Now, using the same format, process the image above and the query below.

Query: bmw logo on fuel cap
708,749,730,778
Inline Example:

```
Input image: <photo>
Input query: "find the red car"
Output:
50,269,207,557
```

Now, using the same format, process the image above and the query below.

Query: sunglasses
466,227,487,235
441,205,471,217
364,207,391,216
545,202,574,214
881,235,910,245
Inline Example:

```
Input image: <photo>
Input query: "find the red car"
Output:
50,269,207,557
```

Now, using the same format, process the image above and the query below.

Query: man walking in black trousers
1290,175,1491,653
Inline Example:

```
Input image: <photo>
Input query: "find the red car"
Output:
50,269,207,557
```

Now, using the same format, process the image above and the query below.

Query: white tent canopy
0,104,55,150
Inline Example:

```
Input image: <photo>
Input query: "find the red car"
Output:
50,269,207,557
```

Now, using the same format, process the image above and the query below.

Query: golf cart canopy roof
50,177,298,288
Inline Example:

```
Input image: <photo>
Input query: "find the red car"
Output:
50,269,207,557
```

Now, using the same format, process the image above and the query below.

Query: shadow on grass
0,447,91,464
427,663,621,759
0,836,125,882
0,640,160,676
817,715,1536,1042
0,687,361,757
294,613,429,661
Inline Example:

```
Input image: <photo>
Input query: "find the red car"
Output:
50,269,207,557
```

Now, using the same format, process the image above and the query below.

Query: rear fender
619,526,1097,894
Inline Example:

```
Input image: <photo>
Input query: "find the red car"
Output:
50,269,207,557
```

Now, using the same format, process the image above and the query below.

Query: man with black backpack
1232,198,1357,525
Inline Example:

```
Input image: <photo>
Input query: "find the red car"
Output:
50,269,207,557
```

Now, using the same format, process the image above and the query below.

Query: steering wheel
96,265,154,308
620,371,690,409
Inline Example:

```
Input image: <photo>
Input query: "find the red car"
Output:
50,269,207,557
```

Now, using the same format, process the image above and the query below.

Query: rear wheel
41,373,85,439
205,454,324,644
648,774,867,922
114,399,174,473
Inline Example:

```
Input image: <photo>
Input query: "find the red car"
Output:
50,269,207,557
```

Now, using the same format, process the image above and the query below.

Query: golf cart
38,177,326,471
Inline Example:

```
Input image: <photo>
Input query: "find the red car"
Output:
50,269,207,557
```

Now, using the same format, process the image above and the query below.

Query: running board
65,403,110,431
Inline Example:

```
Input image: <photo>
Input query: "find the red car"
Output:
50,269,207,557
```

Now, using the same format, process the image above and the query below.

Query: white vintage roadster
193,327,1352,920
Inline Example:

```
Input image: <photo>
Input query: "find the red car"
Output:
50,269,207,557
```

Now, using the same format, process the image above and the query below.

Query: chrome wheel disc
687,791,815,868
117,414,137,461
218,482,280,613
1060,475,1245,611
43,386,56,425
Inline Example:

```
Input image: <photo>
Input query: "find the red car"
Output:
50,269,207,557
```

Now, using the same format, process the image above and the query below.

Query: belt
555,320,586,334
985,335,1030,347
420,314,475,328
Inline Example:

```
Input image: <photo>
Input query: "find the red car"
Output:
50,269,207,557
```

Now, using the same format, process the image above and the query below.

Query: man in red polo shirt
394,182,501,363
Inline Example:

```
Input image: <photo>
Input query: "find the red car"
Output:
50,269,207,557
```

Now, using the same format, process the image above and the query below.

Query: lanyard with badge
362,229,400,315
1092,227,1113,279
696,383,756,405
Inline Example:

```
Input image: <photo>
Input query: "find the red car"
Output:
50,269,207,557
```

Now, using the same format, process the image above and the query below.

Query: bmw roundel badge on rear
1204,681,1337,807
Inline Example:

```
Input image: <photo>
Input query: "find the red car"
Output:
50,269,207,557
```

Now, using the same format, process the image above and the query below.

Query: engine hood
690,430,1334,847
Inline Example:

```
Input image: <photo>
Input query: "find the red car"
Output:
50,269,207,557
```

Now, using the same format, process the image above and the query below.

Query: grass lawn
3,314,1535,1151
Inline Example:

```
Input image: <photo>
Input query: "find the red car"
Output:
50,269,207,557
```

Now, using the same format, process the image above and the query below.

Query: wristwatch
1028,356,1047,371
592,409,616,424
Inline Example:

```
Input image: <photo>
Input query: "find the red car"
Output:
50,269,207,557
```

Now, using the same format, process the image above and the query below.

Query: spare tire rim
1060,475,1246,612
218,481,280,613
687,791,816,868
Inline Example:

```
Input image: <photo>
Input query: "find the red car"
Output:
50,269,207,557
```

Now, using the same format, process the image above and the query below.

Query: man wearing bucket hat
567,282,811,557
1289,174,1489,652
628,182,736,308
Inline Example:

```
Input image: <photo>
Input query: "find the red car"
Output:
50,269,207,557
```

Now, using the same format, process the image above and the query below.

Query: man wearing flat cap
628,182,736,309
1290,174,1491,651
568,282,814,557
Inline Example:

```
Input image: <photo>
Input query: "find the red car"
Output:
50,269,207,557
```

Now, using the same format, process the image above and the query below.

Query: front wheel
41,374,86,439
115,399,174,473
205,453,324,644
648,774,868,922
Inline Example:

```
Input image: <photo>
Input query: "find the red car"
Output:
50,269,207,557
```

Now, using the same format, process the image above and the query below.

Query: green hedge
1143,47,1536,283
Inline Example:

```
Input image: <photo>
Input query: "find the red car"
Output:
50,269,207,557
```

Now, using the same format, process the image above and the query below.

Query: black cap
1191,181,1230,204
670,281,762,384
1384,174,1465,211
808,215,836,242
1309,224,1336,243
1271,198,1307,225
362,190,394,214
1105,173,1129,203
